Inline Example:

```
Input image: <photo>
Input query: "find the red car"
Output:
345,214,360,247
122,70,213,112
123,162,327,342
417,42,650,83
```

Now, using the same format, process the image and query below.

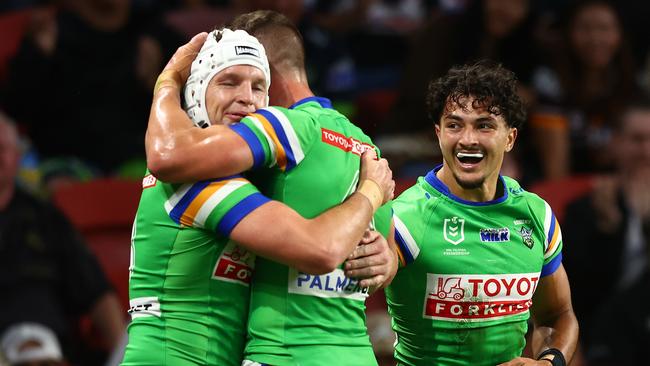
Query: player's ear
505,127,517,152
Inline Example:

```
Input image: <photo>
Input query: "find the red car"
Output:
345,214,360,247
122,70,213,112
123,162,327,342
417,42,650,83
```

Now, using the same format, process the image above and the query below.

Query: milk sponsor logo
212,241,255,286
479,228,510,242
443,217,465,245
288,268,369,301
423,273,540,321
321,128,375,156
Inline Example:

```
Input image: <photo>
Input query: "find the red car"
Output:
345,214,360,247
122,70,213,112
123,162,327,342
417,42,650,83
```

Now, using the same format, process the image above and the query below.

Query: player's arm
146,32,254,182
232,195,374,275
498,263,579,366
230,152,395,274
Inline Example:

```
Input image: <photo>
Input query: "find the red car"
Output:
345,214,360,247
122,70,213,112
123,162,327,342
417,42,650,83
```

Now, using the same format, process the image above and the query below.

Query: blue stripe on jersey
230,123,265,169
169,180,211,224
289,96,333,109
394,229,415,265
547,211,557,245
424,165,508,206
541,252,562,277
257,109,297,171
216,193,271,236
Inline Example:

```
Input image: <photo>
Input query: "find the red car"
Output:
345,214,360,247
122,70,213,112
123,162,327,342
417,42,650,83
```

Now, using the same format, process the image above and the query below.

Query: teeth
457,152,484,159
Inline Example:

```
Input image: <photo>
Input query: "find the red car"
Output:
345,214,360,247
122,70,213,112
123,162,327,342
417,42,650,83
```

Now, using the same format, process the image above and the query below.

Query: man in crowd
387,61,579,366
0,112,126,364
563,97,650,364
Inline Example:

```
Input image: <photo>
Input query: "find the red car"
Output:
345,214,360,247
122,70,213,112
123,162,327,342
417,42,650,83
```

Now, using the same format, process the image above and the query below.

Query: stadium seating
52,178,142,310
528,175,596,223
0,8,33,83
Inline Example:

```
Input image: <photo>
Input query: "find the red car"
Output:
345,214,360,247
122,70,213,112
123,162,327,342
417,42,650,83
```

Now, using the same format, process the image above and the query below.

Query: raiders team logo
519,226,534,249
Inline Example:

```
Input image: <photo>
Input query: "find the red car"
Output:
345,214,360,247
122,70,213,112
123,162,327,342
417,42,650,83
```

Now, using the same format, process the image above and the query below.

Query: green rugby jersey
230,97,392,366
121,173,270,366
387,167,563,366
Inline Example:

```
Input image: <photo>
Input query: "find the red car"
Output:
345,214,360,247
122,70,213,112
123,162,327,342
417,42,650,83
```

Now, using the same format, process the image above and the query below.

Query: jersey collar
289,96,333,109
424,164,509,206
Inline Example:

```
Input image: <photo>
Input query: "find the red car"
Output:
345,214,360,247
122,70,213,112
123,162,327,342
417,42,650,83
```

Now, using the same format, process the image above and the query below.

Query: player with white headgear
123,28,394,366
183,28,271,128
123,27,276,365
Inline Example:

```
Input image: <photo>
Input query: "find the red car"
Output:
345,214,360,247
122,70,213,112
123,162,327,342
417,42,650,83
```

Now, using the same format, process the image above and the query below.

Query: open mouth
456,151,484,165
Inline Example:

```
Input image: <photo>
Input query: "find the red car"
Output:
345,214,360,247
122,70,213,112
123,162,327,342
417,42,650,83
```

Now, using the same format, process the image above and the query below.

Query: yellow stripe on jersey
546,216,561,257
179,178,247,228
251,112,288,171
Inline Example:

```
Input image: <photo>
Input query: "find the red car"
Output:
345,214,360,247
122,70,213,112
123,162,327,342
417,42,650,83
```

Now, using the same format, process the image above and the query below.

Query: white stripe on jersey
164,183,192,214
546,228,563,259
265,107,305,165
393,214,420,261
543,200,553,254
193,180,248,228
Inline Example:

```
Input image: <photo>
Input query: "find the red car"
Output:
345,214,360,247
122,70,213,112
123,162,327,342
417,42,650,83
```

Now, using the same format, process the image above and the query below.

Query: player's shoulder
503,176,541,202
317,106,374,146
502,176,553,218
394,176,441,213
253,105,321,129
250,105,293,120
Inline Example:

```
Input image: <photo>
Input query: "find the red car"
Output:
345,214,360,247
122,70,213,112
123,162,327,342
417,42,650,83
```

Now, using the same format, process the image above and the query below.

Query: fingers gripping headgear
183,28,271,128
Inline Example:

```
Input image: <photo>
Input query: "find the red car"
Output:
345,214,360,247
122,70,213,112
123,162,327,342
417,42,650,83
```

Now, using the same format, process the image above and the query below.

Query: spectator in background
232,0,424,99
562,97,650,360
586,254,650,365
0,0,183,188
378,0,540,179
529,0,641,180
0,112,126,365
1,323,67,366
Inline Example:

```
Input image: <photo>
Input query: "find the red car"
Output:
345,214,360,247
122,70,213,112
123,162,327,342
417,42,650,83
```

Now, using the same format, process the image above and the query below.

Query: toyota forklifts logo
436,277,465,300
443,217,465,245
423,273,539,321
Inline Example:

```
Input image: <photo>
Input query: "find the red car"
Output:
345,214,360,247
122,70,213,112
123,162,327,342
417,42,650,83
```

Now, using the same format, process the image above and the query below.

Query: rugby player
144,11,399,365
388,61,579,366
122,28,394,365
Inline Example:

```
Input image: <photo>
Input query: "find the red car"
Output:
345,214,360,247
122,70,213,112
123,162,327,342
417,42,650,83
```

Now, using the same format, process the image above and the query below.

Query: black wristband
537,348,566,366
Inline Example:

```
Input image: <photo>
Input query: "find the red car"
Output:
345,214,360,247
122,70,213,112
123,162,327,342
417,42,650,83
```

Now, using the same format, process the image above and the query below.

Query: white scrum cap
183,28,271,128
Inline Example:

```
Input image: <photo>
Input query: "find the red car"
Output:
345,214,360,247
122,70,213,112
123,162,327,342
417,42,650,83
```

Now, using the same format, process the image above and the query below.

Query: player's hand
359,150,395,205
155,32,208,92
344,230,398,291
497,357,550,365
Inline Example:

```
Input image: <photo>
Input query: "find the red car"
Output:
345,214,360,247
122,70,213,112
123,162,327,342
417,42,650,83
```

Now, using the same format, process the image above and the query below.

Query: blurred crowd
0,0,648,365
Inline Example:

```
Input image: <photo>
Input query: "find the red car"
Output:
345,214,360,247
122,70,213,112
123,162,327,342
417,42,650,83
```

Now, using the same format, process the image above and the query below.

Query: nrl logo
443,217,465,245
519,226,534,249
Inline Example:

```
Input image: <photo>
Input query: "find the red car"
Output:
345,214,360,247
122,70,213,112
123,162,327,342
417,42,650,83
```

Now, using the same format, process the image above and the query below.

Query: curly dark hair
426,60,527,128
